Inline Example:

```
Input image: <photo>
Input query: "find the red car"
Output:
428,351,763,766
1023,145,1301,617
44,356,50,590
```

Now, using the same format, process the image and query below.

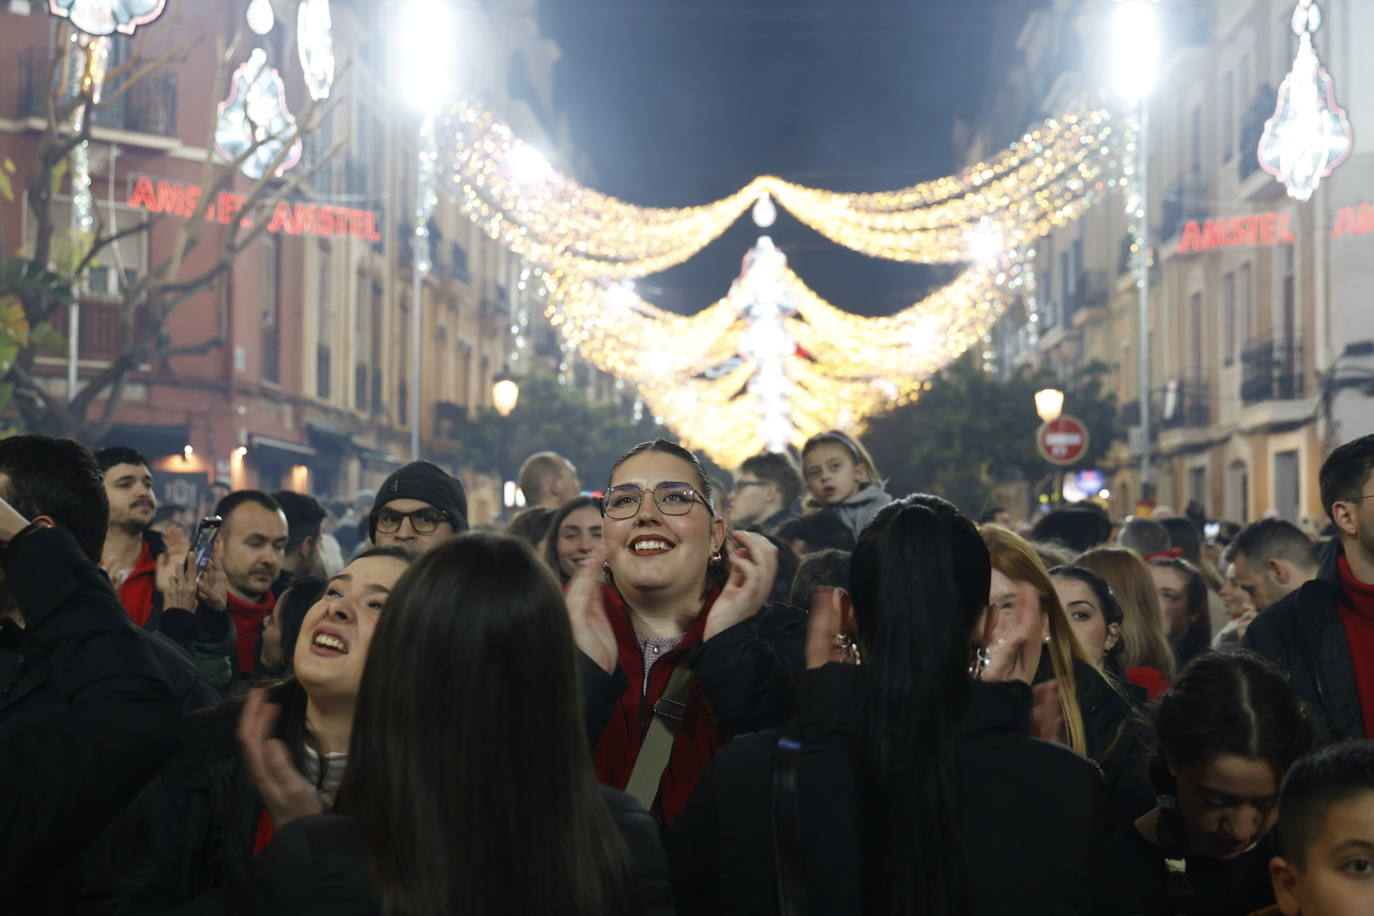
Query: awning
95,424,190,458
305,421,356,450
249,434,318,460
358,447,403,467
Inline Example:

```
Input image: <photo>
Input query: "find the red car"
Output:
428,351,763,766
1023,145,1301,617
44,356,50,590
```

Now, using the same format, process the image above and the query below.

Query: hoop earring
969,647,990,680
834,632,862,665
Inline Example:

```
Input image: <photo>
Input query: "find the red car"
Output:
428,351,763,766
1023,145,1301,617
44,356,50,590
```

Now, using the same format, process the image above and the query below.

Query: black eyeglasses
603,482,709,520
374,507,450,535
732,480,769,492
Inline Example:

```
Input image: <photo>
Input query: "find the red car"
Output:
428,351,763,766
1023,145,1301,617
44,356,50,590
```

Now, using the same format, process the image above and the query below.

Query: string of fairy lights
434,100,1130,466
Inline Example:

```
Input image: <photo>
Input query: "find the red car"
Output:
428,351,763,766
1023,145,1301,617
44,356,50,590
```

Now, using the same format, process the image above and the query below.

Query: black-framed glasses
374,507,450,535
732,479,769,492
603,482,708,520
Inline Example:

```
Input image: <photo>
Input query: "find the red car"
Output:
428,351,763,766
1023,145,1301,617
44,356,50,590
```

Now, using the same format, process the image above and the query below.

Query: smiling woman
570,439,807,824
79,546,414,910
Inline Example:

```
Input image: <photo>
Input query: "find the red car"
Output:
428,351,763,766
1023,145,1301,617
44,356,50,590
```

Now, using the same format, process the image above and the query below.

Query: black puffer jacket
160,788,673,916
1068,657,1154,828
1243,543,1361,741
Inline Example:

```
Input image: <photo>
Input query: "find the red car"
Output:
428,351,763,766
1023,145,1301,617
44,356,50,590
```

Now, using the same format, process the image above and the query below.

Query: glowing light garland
296,0,335,101
1258,0,1352,201
436,100,1128,465
47,0,165,37
214,48,303,180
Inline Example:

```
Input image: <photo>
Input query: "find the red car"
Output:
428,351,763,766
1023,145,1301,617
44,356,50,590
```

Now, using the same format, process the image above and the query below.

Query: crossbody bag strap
772,721,806,916
624,662,695,810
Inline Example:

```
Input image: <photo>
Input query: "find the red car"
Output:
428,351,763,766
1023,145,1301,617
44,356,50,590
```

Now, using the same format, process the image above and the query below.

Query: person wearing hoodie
797,430,893,548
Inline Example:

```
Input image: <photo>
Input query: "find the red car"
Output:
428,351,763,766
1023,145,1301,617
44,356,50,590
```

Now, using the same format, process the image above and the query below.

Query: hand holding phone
190,516,222,580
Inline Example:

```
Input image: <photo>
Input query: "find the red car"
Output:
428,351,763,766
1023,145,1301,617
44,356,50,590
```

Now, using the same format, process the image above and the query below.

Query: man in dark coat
1245,433,1374,741
0,435,180,905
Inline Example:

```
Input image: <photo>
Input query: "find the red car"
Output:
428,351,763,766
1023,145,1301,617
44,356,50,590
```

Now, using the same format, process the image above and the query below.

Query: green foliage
863,353,1121,516
442,374,687,488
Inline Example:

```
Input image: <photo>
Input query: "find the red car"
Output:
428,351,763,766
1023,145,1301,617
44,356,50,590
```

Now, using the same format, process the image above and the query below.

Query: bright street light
1034,388,1065,423
1112,1,1160,101
396,0,458,115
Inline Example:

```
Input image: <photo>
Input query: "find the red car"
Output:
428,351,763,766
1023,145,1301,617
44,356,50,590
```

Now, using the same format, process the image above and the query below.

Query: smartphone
1204,521,1220,541
190,515,222,579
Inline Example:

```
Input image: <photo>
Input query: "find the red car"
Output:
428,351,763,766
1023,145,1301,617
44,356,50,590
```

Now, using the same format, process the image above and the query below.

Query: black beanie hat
370,461,469,540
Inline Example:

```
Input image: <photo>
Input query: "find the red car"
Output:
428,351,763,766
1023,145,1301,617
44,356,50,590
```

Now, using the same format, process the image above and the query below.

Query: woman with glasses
567,439,806,824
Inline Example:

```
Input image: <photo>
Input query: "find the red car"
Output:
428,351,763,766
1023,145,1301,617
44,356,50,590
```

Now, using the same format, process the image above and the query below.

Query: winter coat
0,526,180,908
667,664,1103,916
1066,656,1155,828
1243,543,1360,740
115,529,165,627
161,788,674,916
1093,824,1277,916
583,584,806,824
77,683,303,912
827,484,894,543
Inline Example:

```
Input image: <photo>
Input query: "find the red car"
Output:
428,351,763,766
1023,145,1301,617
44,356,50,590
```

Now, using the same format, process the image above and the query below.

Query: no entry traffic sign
1037,416,1090,466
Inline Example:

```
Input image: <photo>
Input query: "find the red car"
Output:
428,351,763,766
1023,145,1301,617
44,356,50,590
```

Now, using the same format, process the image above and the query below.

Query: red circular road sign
1037,415,1090,466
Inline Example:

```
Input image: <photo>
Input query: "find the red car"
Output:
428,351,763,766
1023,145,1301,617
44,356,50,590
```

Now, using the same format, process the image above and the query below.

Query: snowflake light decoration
1258,0,1353,201
47,0,165,36
214,49,303,180
297,0,335,101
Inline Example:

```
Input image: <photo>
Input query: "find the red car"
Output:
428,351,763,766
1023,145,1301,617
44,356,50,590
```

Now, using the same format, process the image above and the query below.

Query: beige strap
624,663,695,810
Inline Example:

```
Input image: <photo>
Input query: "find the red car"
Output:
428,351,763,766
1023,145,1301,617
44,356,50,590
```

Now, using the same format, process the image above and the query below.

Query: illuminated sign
1331,203,1374,239
1178,213,1296,253
126,176,381,241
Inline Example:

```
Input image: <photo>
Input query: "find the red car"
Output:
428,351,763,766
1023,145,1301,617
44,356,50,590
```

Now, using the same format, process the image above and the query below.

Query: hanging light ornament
752,191,777,228
1258,0,1352,201
47,0,165,36
246,0,275,35
214,48,303,179
296,0,335,100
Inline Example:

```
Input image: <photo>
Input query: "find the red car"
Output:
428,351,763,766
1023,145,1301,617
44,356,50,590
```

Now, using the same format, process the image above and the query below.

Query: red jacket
588,585,806,824
116,533,163,628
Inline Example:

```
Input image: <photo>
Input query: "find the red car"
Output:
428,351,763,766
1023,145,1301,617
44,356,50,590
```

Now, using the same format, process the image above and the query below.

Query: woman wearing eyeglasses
567,439,807,824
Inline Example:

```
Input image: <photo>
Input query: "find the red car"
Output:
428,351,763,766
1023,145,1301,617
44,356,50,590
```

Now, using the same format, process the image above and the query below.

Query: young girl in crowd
1096,651,1314,916
86,547,413,909
668,495,1103,915
543,495,603,584
1078,546,1177,699
1149,556,1213,667
798,430,892,546
980,526,1154,826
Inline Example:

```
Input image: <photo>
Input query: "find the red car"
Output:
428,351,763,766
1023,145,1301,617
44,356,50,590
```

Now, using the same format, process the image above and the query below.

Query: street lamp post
396,0,457,462
1035,387,1065,506
492,367,520,513
1113,1,1161,501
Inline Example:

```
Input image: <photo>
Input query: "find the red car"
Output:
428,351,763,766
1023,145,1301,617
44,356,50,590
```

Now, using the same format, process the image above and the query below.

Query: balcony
1160,377,1209,429
16,50,177,137
1158,175,1210,244
1241,335,1304,404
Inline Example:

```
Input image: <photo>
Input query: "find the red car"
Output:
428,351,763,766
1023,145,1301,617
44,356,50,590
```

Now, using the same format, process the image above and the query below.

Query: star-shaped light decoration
297,0,335,101
47,0,165,36
1258,0,1353,201
214,49,303,180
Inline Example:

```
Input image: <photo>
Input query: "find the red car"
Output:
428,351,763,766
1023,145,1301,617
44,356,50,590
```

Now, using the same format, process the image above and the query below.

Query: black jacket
0,526,180,905
161,787,674,916
1093,824,1277,916
1069,657,1154,828
79,685,297,912
667,664,1104,915
1243,543,1360,740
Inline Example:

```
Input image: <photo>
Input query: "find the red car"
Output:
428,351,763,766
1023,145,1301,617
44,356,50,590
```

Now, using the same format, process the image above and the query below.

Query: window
260,238,279,383
1223,271,1236,366
316,253,332,398
1222,71,1234,162
1238,262,1253,344
28,200,148,300
1190,105,1202,176
1189,291,1203,378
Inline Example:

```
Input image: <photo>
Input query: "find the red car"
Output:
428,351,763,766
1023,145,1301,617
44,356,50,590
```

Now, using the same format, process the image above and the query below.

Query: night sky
541,0,1011,317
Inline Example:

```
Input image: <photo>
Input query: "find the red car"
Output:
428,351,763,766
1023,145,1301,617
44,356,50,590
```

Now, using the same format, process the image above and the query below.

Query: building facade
0,0,616,521
973,0,1374,526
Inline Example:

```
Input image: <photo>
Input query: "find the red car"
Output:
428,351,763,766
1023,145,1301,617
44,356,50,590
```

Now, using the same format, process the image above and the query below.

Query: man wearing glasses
726,451,803,533
370,461,469,556
1246,433,1374,740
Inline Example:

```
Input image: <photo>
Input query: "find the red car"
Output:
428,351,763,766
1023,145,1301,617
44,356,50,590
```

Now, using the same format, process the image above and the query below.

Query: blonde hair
979,525,1097,758
1076,547,1177,681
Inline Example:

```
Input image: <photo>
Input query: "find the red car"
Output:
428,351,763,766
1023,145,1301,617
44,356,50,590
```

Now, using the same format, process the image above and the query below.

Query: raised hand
159,551,198,611
565,547,617,673
196,541,229,613
238,688,323,829
704,530,777,642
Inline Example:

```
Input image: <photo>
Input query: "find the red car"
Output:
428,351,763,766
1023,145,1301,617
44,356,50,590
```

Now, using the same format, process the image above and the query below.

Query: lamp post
1035,387,1065,506
396,0,456,462
492,367,520,513
1113,0,1161,501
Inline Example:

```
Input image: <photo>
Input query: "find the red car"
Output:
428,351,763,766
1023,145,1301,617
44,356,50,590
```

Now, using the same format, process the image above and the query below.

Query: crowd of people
3,426,1374,915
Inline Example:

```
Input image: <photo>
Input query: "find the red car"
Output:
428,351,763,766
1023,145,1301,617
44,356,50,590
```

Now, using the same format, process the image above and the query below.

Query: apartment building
974,0,1374,525
0,0,610,521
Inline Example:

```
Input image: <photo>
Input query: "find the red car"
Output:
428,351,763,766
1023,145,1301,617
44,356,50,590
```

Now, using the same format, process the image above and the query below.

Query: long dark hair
544,495,603,583
1150,556,1212,666
337,532,641,916
849,493,989,916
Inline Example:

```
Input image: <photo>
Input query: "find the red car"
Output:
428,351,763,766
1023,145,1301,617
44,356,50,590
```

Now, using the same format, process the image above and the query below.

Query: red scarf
1336,554,1374,737
227,590,276,673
